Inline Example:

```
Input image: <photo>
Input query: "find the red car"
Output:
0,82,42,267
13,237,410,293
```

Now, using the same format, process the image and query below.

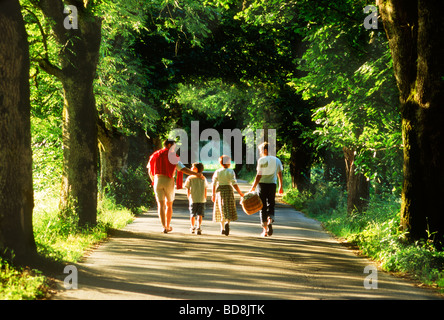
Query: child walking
184,162,208,235
212,155,244,236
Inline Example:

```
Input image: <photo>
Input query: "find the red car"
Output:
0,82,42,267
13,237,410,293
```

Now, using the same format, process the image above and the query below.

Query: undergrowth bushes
103,167,155,215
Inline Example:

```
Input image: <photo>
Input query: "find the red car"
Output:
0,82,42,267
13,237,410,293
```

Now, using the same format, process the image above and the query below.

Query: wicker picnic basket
241,192,263,215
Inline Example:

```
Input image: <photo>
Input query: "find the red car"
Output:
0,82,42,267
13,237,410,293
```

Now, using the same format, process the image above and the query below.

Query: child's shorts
189,202,206,217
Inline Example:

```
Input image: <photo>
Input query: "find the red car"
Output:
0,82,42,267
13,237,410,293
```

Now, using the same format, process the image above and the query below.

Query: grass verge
1,187,138,300
283,181,444,293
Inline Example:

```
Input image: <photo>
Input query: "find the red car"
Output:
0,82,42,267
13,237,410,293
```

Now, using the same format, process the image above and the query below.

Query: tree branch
37,58,65,80
23,6,50,61
32,0,69,45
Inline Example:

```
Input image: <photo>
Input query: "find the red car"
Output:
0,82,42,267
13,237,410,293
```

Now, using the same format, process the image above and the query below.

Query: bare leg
190,216,196,233
165,201,173,231
157,199,166,230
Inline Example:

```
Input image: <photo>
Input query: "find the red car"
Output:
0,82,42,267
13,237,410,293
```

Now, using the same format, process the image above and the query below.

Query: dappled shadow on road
53,182,441,300
56,217,441,300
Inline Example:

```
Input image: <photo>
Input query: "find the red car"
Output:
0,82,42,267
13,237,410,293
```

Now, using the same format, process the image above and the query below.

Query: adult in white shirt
250,142,284,237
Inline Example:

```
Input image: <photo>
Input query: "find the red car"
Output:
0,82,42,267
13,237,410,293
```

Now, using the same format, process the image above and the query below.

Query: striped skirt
213,185,238,222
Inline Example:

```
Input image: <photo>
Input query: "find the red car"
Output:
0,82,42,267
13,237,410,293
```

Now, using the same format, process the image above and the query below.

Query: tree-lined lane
53,182,441,300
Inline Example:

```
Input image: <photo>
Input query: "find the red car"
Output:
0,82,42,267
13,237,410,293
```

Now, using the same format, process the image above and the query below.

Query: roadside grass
1,186,138,300
0,259,47,300
33,188,135,263
282,181,444,292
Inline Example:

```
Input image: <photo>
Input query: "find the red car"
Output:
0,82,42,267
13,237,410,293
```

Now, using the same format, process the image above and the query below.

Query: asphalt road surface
52,179,442,301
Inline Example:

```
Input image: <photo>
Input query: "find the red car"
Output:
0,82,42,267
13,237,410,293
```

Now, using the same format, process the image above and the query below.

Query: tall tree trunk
0,0,36,262
344,147,370,214
59,75,99,227
35,0,101,227
322,148,346,188
378,0,444,244
97,119,129,192
289,137,312,192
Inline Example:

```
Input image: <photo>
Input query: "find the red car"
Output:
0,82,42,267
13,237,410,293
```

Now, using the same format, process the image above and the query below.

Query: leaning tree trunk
344,147,369,214
35,0,101,227
0,0,37,262
378,0,444,244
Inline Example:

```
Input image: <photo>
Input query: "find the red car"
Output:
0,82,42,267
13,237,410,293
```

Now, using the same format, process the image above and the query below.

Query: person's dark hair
192,162,204,173
219,155,231,168
163,139,176,147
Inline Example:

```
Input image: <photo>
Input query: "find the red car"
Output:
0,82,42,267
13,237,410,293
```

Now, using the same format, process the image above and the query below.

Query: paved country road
52,180,442,301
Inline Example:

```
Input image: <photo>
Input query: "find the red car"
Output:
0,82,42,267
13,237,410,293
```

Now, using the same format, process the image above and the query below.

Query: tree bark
344,147,369,214
378,0,444,243
322,148,346,188
97,119,129,191
35,0,101,227
289,137,312,192
0,0,37,262
59,75,99,227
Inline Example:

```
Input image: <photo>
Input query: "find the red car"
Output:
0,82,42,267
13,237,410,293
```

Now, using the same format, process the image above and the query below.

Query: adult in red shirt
148,139,203,233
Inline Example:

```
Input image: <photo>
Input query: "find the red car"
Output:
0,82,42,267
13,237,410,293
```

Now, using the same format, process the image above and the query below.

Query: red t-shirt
148,148,183,189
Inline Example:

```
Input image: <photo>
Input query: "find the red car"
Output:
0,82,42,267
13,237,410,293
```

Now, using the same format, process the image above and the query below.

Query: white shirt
212,168,237,186
256,155,283,184
184,176,208,203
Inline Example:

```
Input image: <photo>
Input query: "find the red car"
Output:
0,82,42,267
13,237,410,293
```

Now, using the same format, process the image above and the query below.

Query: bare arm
277,171,283,194
233,184,244,197
180,167,204,179
212,183,216,202
147,164,154,183
249,174,262,192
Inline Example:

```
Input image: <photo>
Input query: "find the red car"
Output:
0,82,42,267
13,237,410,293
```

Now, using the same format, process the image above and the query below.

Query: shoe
190,227,195,234
162,228,168,233
268,224,273,236
196,228,202,235
224,223,230,236
261,230,268,237
267,217,274,236
221,229,225,235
